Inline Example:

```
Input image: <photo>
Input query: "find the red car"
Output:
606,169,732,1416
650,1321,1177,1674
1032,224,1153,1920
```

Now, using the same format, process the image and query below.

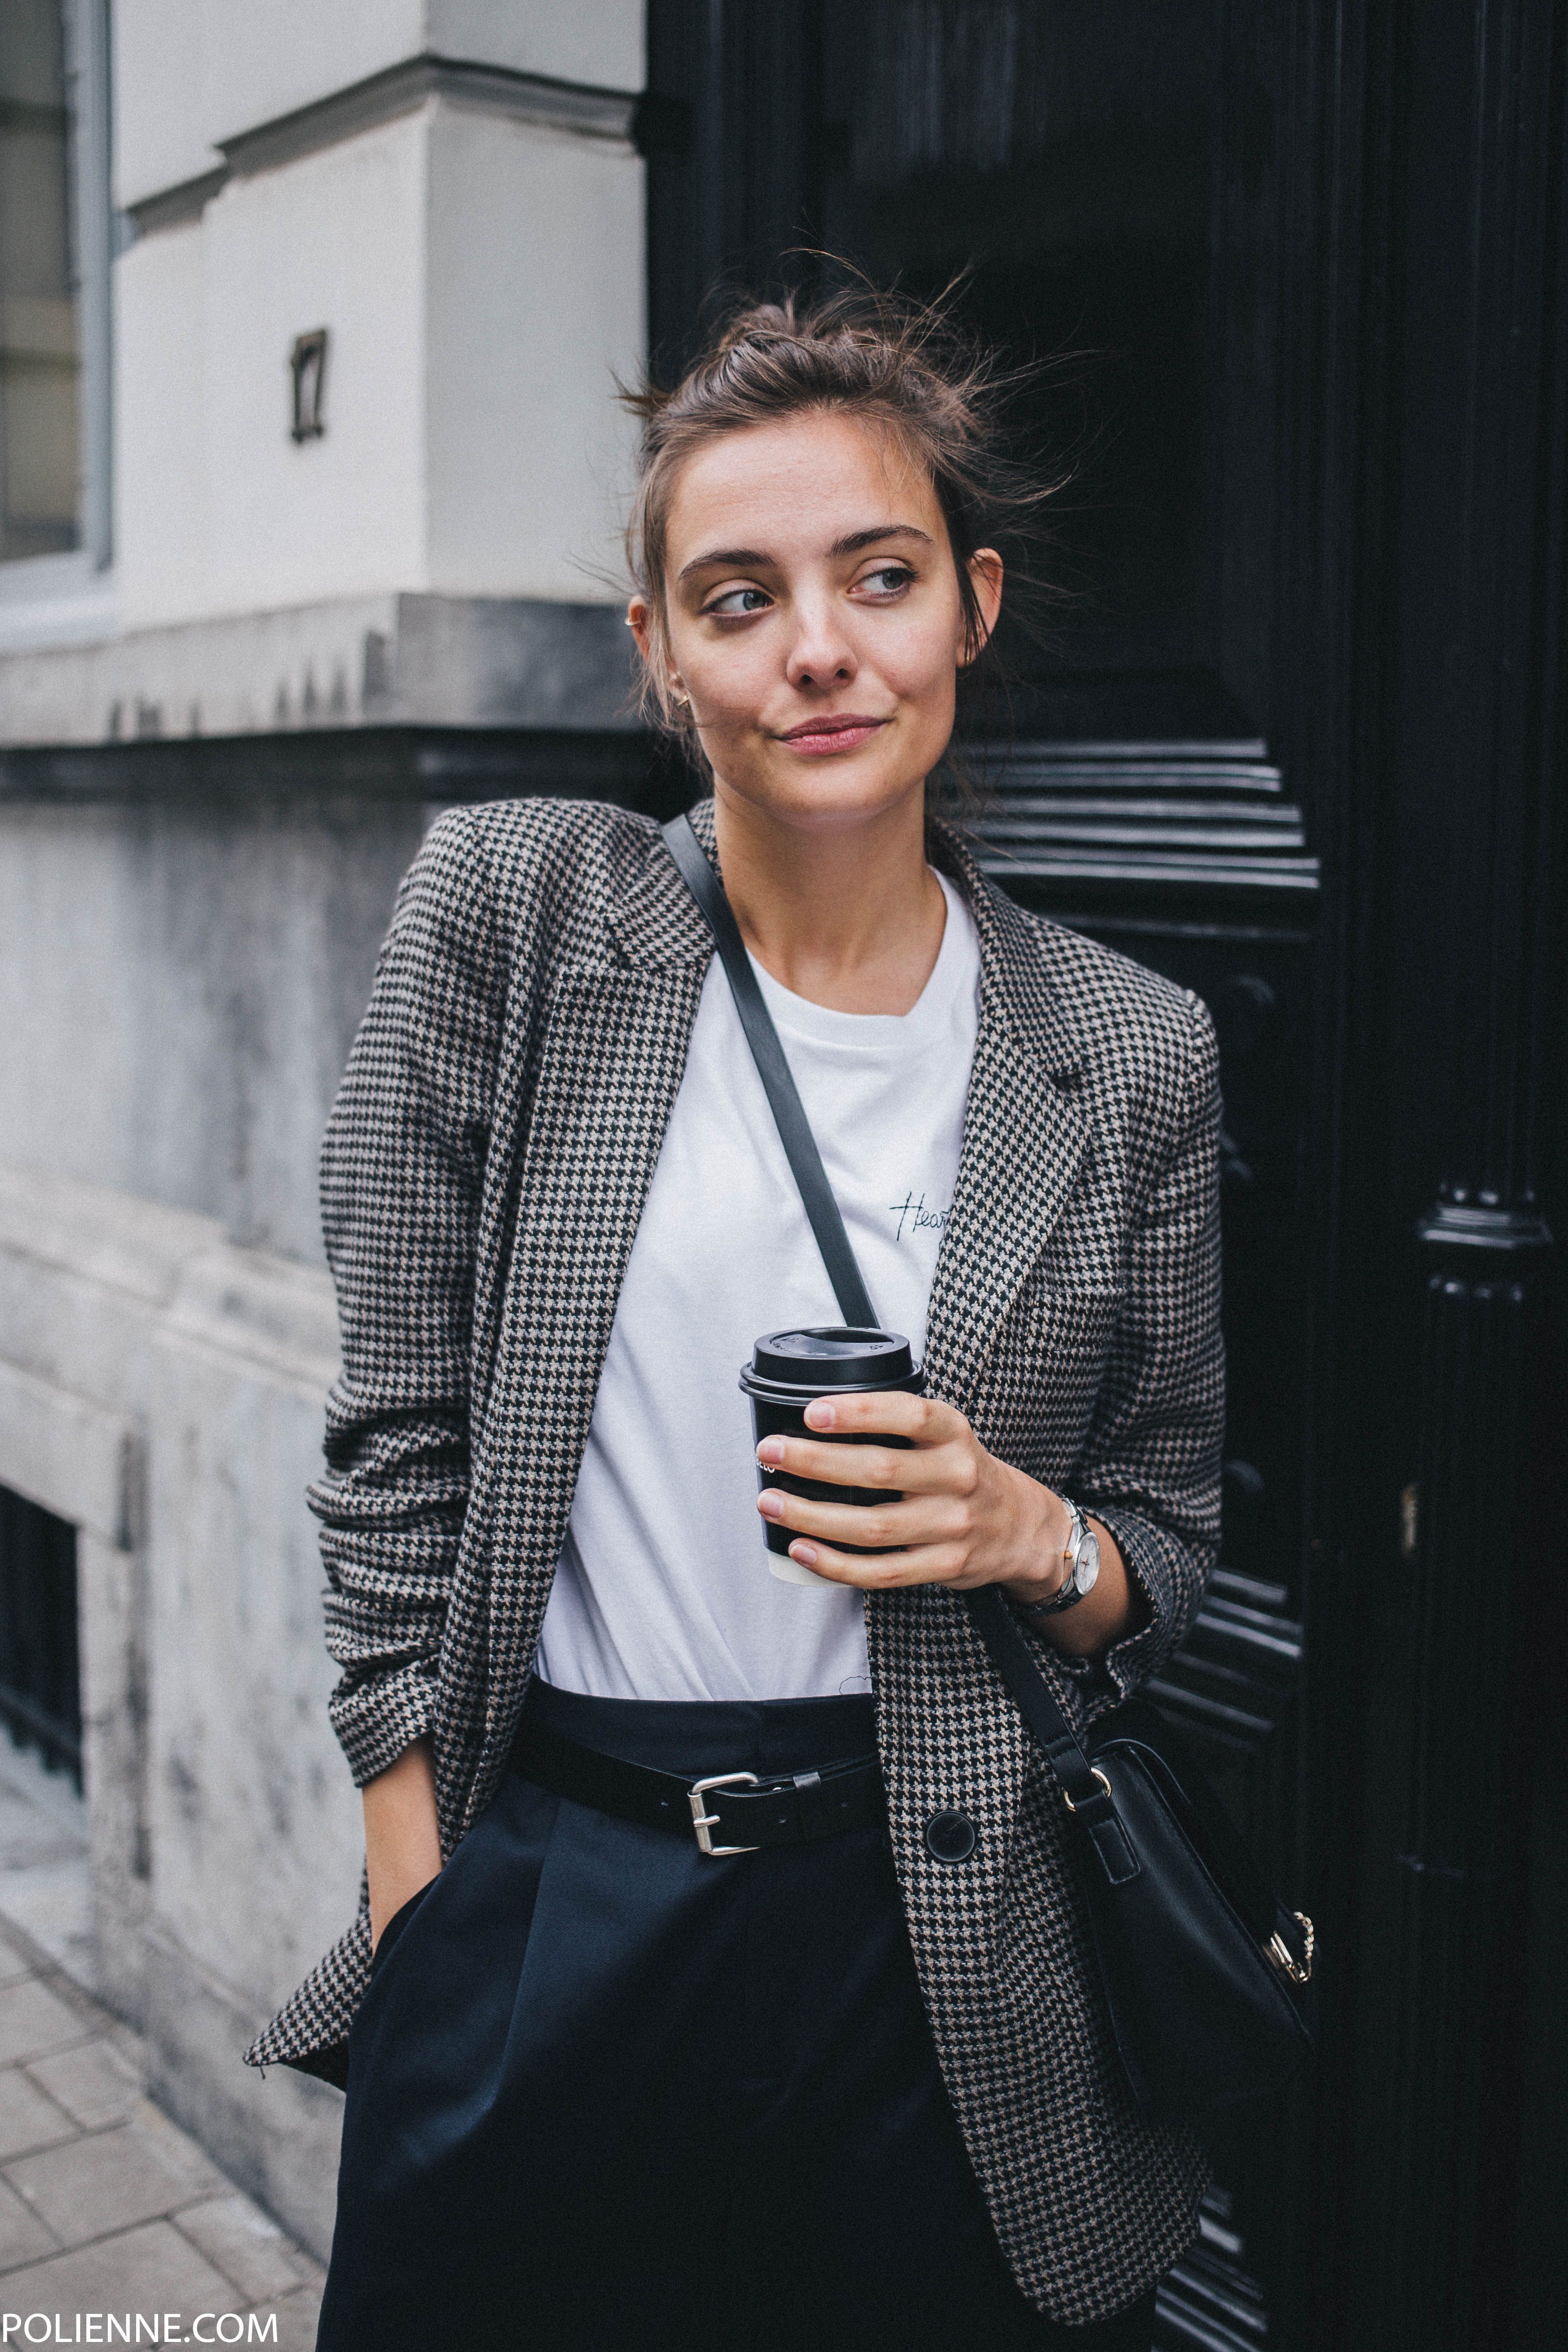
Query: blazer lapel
921,1022,1088,1418
921,828,1089,1418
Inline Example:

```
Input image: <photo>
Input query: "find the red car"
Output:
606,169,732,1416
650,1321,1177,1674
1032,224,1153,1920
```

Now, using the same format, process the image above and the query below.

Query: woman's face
631,411,1002,838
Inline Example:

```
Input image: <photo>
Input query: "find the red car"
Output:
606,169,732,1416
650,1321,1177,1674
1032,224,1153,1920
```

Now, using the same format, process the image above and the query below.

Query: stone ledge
0,1365,138,1553
0,1163,338,1397
0,592,639,750
124,52,641,238
0,1164,216,1312
164,1250,340,1400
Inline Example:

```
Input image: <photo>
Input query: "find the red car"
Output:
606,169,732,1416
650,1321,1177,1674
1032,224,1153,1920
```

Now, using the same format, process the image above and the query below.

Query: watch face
1077,1526,1101,1593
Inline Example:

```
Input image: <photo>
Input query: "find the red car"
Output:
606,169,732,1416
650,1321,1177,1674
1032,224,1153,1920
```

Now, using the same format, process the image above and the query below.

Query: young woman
248,289,1223,2351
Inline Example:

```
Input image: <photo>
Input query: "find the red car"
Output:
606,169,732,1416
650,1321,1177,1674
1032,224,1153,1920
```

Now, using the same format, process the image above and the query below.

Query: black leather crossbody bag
664,812,1315,2120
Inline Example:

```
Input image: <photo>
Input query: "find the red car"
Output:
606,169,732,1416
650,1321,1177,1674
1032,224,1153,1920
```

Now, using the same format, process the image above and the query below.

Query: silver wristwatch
1014,1498,1101,1617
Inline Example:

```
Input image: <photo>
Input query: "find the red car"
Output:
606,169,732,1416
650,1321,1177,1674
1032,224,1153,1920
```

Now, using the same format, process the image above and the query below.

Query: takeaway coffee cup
739,1326,925,1587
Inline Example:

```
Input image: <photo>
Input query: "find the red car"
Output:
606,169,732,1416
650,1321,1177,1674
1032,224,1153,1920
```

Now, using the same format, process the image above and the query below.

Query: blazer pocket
1014,1276,1124,1368
987,1278,1126,1455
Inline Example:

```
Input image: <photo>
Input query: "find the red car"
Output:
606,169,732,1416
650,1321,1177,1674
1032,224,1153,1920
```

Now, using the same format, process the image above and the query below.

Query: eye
704,585,772,618
855,564,916,598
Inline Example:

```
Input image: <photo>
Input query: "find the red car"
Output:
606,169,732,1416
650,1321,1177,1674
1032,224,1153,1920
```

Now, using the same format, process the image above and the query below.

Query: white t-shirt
534,872,982,1702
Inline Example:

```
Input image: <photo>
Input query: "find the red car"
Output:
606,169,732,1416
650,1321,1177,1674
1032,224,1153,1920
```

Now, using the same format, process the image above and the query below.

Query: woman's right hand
363,1736,443,1950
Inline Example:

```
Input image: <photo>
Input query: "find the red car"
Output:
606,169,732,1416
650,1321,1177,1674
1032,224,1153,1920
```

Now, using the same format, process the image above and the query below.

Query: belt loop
792,1768,824,1840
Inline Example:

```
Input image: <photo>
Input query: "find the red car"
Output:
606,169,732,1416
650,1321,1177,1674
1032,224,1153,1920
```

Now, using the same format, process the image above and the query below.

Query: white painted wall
193,1,426,188
112,218,206,629
116,92,434,632
426,101,644,601
430,0,644,91
112,0,213,208
198,117,430,622
114,99,642,629
116,108,428,628
113,0,644,209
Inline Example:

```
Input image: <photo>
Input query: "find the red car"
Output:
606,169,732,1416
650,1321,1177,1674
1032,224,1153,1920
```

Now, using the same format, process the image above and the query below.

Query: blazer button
924,1810,977,1864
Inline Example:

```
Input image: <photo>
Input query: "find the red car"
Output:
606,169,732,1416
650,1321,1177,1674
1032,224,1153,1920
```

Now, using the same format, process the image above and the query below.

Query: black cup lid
746,1326,914,1391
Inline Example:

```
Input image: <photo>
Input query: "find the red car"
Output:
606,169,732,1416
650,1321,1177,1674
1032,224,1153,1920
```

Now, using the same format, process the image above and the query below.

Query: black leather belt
511,1716,885,1856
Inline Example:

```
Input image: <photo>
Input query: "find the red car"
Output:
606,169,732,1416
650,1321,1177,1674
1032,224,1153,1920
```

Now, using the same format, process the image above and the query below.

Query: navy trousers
316,1681,1157,2352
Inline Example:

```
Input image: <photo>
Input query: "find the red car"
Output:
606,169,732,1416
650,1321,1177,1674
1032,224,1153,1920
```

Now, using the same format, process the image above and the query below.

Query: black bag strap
662,812,877,1330
661,813,1125,1846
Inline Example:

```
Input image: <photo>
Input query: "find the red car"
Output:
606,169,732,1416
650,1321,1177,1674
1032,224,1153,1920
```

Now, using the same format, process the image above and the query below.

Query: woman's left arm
756,995,1224,1684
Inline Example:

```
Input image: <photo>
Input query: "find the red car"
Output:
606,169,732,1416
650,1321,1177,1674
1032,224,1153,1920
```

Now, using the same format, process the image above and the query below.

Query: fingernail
804,1400,836,1430
789,1542,819,1567
756,1437,785,1466
757,1492,783,1520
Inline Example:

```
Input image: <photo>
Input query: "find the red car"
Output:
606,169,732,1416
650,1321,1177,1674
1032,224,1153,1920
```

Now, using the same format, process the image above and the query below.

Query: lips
777,713,889,754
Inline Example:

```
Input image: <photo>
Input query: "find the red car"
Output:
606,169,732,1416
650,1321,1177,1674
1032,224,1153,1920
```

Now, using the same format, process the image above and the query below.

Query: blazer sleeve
1074,991,1225,1701
306,809,508,1787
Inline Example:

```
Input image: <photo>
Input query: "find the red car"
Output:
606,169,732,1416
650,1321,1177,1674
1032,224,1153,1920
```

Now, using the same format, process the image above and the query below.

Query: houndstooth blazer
244,793,1224,2325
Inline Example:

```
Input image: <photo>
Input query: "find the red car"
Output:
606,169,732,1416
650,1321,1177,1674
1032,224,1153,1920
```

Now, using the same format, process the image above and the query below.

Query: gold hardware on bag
1267,1911,1315,1986
1061,1767,1113,1816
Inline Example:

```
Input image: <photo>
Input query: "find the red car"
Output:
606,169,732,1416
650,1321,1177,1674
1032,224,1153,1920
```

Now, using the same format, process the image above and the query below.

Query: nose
784,589,857,692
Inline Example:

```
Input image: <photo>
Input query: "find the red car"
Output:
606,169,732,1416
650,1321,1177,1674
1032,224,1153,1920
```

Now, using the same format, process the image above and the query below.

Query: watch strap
1013,1497,1091,1616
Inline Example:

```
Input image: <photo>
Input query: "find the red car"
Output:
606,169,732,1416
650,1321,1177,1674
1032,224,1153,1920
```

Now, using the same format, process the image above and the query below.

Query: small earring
672,687,690,708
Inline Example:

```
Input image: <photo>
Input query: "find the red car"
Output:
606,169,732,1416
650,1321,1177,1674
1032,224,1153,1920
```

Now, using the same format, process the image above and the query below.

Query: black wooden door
643,8,1319,2341
637,6,1568,2345
971,763,1318,2350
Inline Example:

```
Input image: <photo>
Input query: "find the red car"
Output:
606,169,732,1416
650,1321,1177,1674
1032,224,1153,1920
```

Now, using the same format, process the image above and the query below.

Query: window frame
0,0,115,648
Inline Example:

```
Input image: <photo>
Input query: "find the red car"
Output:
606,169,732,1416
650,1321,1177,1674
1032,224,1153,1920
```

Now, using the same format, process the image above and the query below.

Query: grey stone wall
0,734,657,2257
0,595,639,750
0,1158,355,2260
0,774,462,2256
0,788,424,1260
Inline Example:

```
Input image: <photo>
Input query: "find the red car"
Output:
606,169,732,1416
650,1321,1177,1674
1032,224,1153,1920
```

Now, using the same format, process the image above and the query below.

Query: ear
628,594,688,712
961,548,1005,665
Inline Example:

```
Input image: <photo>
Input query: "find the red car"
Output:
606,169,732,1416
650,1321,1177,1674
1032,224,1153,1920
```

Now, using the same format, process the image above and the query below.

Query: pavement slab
248,2280,327,2352
174,2193,318,2304
0,2172,56,2271
0,1977,90,2067
26,2034,142,2131
0,2067,77,2161
0,1757,331,2345
0,2216,241,2317
7,2118,227,2249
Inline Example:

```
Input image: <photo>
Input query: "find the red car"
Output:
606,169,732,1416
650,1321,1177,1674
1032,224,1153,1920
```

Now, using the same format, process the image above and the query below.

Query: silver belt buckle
689,1771,760,1856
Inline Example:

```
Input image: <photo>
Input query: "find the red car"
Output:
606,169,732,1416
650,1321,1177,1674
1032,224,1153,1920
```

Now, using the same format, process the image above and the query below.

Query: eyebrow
677,523,934,582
